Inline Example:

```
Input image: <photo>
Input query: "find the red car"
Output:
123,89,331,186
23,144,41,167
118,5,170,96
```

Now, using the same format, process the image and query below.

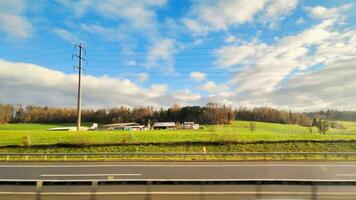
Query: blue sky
0,0,355,111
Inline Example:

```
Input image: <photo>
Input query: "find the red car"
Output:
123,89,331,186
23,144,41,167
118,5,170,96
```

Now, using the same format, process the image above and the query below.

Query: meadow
1,121,356,161
0,121,356,147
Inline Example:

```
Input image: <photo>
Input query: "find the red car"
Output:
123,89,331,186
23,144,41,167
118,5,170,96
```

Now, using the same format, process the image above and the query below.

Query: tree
0,104,14,124
249,121,256,133
315,119,330,134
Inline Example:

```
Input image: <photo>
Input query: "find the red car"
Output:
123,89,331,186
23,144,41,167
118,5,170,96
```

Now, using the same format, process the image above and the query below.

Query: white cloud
200,81,218,92
0,59,201,108
146,39,176,72
296,17,305,24
57,0,166,32
308,4,352,20
126,60,137,66
138,73,149,82
159,90,201,106
147,84,168,98
212,4,356,110
184,0,298,34
53,28,78,43
263,0,298,19
190,72,206,82
0,0,31,39
199,81,228,93
215,17,351,94
270,58,356,111
182,18,210,35
80,23,126,41
184,0,266,33
224,35,240,43
261,0,298,28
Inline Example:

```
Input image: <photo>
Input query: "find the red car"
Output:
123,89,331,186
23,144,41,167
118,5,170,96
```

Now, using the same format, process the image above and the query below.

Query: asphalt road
1,161,356,180
0,161,356,200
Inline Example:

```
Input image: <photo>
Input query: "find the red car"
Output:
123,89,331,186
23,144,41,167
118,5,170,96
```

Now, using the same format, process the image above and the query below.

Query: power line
14,49,73,61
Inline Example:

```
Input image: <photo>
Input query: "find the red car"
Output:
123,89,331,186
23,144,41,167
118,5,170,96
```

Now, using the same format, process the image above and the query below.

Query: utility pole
74,43,85,132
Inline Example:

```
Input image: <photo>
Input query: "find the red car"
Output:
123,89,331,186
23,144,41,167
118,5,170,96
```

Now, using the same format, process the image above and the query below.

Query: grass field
0,121,356,147
1,121,356,160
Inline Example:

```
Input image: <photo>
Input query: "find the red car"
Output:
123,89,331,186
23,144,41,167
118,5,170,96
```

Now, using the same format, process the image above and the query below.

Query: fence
0,179,356,200
1,152,356,161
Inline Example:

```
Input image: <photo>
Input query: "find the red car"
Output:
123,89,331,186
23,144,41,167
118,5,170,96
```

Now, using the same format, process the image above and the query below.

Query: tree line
234,107,310,126
307,110,356,122
0,103,349,129
0,103,233,125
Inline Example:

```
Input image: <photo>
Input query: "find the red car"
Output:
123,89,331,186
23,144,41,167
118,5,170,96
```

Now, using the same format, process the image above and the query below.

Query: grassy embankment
1,121,356,161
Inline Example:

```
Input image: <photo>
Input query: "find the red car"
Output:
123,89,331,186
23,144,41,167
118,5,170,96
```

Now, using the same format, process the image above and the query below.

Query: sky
0,0,355,111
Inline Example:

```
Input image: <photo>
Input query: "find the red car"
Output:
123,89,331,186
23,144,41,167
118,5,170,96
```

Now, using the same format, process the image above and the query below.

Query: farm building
153,122,176,130
103,122,145,130
183,122,200,129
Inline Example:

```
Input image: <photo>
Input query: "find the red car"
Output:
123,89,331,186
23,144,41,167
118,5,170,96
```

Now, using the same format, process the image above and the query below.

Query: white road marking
40,173,142,177
1,164,356,168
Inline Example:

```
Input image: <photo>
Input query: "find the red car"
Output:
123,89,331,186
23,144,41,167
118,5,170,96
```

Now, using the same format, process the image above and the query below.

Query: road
0,161,356,200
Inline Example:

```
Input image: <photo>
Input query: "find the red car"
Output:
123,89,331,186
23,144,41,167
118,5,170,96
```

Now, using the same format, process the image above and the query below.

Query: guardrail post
6,155,9,161
199,182,205,200
44,155,47,161
256,181,262,199
145,181,152,200
91,180,98,200
36,181,43,200
25,155,28,161
311,184,318,200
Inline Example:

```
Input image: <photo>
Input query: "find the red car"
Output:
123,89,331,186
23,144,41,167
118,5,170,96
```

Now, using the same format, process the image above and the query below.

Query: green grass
338,121,356,132
0,121,356,147
1,121,356,160
1,141,356,161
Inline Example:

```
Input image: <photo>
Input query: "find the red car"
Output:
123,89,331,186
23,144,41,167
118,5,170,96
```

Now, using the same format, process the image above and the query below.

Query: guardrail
0,179,356,200
1,152,356,161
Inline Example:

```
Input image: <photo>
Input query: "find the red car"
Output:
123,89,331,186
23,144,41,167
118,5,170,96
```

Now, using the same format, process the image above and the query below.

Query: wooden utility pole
74,43,85,131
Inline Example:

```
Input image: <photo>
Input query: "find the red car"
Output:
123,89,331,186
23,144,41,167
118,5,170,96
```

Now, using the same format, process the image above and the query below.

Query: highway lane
0,161,356,180
1,161,356,199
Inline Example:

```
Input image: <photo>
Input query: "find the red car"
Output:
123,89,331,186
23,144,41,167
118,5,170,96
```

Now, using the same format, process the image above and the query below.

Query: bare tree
249,121,256,133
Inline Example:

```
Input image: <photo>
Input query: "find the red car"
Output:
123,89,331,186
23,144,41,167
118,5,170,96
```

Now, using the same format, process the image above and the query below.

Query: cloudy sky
0,0,355,111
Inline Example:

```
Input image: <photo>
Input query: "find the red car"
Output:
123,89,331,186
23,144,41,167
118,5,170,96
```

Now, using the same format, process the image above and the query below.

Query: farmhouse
153,122,176,130
103,122,145,130
183,122,200,129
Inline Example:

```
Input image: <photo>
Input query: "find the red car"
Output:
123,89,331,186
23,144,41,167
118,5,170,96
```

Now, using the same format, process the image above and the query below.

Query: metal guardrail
0,179,356,200
1,152,356,160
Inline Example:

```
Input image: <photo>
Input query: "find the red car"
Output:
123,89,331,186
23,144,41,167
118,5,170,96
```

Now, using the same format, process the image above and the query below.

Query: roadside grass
0,155,352,161
1,141,356,161
1,121,356,146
